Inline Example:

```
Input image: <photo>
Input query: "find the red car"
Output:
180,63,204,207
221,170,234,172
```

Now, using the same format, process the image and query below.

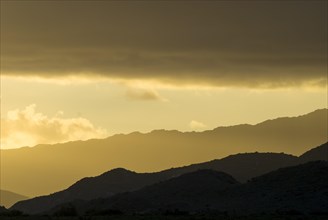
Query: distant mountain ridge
0,190,28,208
12,142,327,214
2,109,327,197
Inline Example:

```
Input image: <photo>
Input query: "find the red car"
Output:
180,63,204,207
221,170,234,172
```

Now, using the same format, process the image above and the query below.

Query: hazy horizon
1,107,326,150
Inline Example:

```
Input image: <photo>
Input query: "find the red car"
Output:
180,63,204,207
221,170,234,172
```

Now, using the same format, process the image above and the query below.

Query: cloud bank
1,1,326,88
1,105,108,149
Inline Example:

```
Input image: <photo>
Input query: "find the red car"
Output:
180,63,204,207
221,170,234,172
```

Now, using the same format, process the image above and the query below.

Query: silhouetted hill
74,170,240,214
225,161,328,214
161,152,298,183
2,109,326,197
68,161,328,215
0,190,28,208
12,142,326,214
62,168,157,200
12,152,299,214
299,142,328,163
11,168,161,214
0,206,8,214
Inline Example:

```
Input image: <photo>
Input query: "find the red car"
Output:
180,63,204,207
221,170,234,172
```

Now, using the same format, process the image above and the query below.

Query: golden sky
1,1,327,149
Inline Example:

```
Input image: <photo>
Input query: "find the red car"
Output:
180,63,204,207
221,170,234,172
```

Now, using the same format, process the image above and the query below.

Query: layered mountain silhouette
71,170,241,214
0,190,28,208
73,161,327,215
12,142,328,214
11,169,160,214
2,109,327,197
37,161,328,216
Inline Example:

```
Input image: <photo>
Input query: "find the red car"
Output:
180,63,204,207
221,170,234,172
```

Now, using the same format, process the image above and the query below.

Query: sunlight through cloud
1,104,108,149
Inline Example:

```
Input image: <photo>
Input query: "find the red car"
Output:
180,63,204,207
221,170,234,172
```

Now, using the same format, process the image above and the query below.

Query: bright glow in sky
1,76,326,149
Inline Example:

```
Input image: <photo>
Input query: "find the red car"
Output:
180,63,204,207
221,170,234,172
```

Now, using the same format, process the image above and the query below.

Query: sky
1,0,327,149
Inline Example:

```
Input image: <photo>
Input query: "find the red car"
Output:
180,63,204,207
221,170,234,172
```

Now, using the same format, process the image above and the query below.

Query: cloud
0,105,108,149
125,88,167,101
189,120,207,130
1,1,327,88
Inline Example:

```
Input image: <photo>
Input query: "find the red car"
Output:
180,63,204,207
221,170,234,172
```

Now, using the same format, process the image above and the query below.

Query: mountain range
11,142,328,214
1,109,327,198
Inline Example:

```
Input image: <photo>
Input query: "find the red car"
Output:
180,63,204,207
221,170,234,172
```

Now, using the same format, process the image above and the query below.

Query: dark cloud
1,1,327,88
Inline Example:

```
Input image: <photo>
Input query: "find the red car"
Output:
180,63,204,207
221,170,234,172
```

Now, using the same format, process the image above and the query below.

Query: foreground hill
0,190,28,208
299,142,328,162
229,161,328,214
78,170,240,214
65,161,328,215
11,152,298,214
2,109,326,197
0,206,8,214
11,169,160,214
